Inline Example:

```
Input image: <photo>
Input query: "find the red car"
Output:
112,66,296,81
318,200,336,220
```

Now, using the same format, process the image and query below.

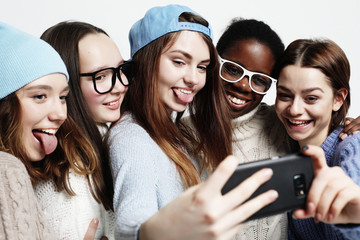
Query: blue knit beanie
129,4,213,58
0,22,69,100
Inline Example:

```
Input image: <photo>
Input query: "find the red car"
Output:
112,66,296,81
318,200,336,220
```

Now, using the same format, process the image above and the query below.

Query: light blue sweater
108,113,187,240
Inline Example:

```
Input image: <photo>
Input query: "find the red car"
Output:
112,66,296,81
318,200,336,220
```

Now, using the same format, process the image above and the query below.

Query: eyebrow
24,85,69,92
277,85,325,94
170,50,210,64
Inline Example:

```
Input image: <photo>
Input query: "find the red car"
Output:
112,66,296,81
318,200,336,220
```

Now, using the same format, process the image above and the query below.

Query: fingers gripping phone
221,152,314,221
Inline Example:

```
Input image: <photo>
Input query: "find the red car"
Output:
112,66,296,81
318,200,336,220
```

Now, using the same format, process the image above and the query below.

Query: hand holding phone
221,152,314,221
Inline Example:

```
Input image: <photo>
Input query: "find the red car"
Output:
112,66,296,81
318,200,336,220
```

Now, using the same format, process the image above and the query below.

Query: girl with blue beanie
274,39,360,239
0,22,103,239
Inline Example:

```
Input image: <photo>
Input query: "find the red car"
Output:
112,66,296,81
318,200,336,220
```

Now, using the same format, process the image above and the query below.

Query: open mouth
32,129,58,155
33,129,56,135
227,94,247,105
287,119,312,126
104,99,119,106
173,87,193,104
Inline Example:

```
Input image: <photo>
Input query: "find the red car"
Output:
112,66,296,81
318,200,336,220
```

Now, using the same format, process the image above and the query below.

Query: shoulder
335,132,360,160
108,113,149,143
107,113,166,171
0,151,28,177
334,132,360,181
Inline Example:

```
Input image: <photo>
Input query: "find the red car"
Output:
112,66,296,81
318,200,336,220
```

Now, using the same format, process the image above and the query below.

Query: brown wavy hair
0,93,102,202
273,39,350,134
121,12,232,188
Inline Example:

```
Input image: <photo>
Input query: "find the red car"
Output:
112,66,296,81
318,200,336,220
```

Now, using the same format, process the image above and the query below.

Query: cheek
81,83,105,109
199,76,206,90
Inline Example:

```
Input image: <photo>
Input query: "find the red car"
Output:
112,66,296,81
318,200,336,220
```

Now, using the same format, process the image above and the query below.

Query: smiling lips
173,87,194,103
227,94,246,105
287,119,312,127
104,99,120,109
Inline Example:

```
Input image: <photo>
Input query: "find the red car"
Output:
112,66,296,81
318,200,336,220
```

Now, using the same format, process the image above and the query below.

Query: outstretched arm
139,155,278,240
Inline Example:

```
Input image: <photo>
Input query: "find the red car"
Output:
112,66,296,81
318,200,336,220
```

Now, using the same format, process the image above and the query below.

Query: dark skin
221,39,274,119
221,39,360,135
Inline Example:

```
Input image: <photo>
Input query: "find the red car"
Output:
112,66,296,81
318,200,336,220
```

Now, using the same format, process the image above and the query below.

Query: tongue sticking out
173,88,193,103
33,131,58,155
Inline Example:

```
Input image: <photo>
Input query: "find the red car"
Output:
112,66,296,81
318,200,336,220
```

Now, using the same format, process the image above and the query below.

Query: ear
332,88,348,112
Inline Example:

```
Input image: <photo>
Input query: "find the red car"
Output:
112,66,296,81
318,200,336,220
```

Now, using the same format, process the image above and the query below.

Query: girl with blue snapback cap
107,4,281,239
0,22,107,239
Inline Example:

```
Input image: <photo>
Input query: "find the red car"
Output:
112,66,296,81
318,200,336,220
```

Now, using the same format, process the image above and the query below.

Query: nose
288,97,304,116
49,99,67,122
183,66,200,86
233,75,252,92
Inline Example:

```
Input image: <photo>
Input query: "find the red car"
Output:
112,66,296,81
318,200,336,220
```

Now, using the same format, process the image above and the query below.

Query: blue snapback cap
0,22,69,100
129,4,213,58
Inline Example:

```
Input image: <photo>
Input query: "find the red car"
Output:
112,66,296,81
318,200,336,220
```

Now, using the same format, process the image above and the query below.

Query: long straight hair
274,39,351,134
121,12,232,188
40,21,113,210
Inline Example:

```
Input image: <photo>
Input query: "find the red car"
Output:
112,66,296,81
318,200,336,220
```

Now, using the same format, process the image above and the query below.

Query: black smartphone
221,152,314,221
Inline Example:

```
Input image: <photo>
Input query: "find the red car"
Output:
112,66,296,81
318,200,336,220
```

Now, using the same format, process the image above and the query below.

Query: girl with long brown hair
108,4,234,238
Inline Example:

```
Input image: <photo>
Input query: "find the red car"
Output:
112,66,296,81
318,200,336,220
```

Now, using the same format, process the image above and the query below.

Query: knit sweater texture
0,151,55,240
231,103,296,240
288,128,360,239
108,113,191,240
34,170,115,240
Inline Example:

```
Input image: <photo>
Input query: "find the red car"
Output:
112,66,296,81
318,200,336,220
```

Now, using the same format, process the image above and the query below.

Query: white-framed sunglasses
219,56,277,94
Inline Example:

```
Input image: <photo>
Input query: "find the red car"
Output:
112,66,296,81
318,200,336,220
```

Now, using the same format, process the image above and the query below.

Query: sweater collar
231,104,261,128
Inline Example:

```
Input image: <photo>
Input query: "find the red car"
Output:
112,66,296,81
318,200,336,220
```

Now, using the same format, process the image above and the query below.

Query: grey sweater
108,113,187,240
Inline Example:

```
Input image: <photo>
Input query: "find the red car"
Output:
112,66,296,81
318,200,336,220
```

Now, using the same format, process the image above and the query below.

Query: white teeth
228,95,246,105
109,101,118,106
289,119,310,126
178,88,192,94
40,129,56,135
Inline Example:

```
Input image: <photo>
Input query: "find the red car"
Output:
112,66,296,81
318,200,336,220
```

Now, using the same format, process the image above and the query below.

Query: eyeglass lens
94,66,130,93
220,61,273,93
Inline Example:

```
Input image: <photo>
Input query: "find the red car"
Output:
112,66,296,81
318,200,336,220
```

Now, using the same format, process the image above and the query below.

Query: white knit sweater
34,170,115,240
231,103,295,240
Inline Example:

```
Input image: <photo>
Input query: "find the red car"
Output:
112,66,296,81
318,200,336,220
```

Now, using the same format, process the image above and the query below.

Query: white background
1,0,359,116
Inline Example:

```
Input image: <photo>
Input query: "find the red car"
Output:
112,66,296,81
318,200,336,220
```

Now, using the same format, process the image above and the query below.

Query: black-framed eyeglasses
219,56,277,95
80,61,133,94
